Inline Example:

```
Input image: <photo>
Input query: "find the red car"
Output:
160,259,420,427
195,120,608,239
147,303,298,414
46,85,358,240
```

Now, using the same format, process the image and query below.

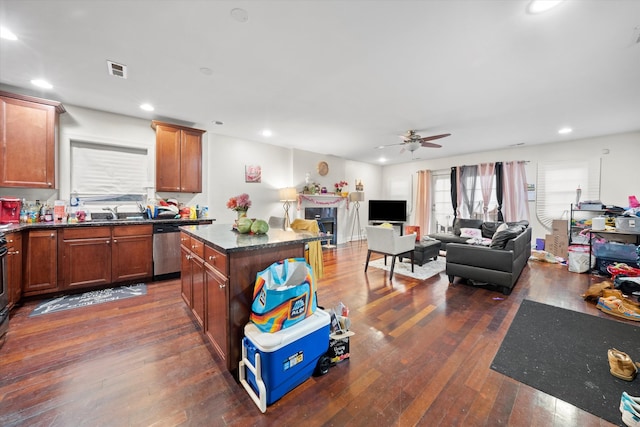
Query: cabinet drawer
180,232,191,248
113,224,152,237
190,237,204,258
63,226,111,239
204,245,227,275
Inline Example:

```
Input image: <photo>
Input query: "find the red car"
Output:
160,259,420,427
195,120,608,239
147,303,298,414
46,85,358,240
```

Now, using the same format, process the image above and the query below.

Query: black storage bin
595,256,640,276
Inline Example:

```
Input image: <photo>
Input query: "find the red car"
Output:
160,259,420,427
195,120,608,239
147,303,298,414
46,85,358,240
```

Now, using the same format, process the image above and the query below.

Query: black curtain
495,162,504,222
450,167,458,223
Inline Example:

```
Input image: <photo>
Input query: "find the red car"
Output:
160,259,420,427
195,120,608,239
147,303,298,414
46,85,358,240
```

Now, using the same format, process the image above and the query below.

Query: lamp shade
349,191,364,202
279,187,298,201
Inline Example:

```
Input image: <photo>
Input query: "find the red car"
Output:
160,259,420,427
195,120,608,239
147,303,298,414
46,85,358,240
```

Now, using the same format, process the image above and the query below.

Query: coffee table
402,239,441,266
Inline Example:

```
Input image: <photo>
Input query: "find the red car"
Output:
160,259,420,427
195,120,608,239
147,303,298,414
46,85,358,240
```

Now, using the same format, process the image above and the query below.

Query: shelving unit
569,203,606,246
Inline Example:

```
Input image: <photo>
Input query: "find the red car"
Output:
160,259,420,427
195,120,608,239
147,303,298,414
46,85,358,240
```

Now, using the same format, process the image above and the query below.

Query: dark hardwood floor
0,242,623,426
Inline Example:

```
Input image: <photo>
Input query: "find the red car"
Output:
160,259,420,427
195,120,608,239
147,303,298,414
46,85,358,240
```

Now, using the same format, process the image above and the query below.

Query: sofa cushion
460,227,482,238
490,225,525,249
481,222,504,239
453,218,484,236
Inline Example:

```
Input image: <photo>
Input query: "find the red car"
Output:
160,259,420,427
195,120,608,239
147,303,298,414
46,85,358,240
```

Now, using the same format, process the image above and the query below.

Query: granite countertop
180,223,323,253
0,218,214,233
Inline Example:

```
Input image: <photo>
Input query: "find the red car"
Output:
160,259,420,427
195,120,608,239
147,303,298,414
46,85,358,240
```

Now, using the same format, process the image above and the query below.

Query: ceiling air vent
107,60,127,79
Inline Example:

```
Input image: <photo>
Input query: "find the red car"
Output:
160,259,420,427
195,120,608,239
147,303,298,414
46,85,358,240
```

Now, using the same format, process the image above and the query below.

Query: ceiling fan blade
420,141,442,148
419,133,451,142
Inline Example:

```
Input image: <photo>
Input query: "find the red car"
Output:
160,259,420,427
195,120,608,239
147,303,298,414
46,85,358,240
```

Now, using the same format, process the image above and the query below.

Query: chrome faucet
102,206,118,220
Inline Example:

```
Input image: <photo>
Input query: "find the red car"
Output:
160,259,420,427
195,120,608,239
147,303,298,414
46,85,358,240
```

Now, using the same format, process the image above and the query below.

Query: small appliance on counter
0,197,21,224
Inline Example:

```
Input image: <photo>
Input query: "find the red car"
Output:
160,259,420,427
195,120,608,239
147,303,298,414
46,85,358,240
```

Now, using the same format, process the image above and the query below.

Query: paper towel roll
592,216,605,231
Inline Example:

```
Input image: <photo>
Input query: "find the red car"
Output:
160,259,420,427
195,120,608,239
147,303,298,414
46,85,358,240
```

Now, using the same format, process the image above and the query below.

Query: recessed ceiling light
261,129,272,137
558,127,573,135
379,157,387,163
30,79,53,89
527,0,564,14
0,26,18,41
140,103,154,112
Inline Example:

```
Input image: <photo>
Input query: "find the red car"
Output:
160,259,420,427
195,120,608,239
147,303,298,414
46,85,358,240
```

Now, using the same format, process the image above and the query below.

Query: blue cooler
239,309,330,412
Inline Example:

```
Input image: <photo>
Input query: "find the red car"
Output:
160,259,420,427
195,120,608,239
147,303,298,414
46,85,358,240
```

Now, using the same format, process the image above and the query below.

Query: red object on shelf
0,197,21,223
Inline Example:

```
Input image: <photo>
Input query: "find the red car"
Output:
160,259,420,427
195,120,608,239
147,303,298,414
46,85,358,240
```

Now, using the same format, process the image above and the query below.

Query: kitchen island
178,223,323,377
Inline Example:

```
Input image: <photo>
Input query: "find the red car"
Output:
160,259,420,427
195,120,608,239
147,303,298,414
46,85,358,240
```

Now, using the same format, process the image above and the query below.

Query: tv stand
369,221,405,235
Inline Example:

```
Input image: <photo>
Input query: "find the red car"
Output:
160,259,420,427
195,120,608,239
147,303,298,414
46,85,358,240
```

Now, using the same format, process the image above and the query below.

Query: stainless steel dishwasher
153,223,182,278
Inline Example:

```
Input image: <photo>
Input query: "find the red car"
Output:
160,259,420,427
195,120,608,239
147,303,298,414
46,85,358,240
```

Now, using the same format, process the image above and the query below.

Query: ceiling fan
378,130,451,153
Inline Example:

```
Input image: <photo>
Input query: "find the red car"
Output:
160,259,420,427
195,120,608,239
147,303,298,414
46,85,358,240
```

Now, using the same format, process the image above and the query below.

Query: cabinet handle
9,250,19,255
8,239,13,243
106,240,110,244
50,233,55,238
113,239,117,243
219,283,226,289
47,182,52,187
208,255,216,261
186,254,191,260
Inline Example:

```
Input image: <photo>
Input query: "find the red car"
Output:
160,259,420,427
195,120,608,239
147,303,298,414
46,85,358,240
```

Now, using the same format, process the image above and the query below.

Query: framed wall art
245,165,261,183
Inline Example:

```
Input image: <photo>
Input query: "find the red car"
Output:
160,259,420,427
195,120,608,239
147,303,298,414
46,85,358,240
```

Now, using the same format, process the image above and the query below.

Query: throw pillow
482,222,503,238
490,225,524,249
460,227,482,238
495,222,509,234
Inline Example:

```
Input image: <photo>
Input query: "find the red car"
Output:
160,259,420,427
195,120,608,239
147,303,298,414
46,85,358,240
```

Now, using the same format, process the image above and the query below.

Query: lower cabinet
204,263,228,361
180,232,205,329
58,225,152,291
111,225,152,283
6,231,23,308
24,229,58,297
59,227,112,290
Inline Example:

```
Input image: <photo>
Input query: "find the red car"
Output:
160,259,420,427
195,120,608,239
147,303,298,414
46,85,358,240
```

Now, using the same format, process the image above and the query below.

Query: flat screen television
368,200,407,223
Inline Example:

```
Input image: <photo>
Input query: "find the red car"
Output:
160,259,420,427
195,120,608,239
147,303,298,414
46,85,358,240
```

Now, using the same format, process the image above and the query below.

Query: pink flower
227,193,252,211
334,180,348,189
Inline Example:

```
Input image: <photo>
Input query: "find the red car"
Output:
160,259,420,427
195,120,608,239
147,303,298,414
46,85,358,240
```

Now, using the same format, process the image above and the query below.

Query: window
536,159,601,228
70,140,151,203
432,171,453,232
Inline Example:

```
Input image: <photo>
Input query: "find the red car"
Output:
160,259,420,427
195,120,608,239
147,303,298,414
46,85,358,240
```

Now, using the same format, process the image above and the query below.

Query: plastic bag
250,258,317,333
568,246,593,273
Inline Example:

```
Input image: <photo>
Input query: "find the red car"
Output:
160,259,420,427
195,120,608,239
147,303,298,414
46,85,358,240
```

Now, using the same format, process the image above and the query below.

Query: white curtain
479,163,495,221
502,161,530,222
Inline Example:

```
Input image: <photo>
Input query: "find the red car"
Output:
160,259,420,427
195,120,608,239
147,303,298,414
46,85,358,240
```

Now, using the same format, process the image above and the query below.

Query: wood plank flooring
0,242,624,426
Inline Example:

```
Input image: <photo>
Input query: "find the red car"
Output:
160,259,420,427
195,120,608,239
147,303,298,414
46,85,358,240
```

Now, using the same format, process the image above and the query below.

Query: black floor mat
491,299,640,426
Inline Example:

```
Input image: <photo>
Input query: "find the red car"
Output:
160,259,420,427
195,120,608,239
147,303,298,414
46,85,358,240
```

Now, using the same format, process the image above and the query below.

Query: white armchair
364,225,416,280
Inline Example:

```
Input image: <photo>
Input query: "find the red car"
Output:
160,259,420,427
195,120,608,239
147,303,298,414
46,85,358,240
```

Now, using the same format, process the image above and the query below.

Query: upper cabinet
151,120,206,193
0,91,65,188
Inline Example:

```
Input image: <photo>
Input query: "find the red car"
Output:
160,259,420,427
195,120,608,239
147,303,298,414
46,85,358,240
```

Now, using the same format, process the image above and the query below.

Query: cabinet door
0,95,58,188
60,228,112,290
180,245,193,307
112,234,152,283
154,124,182,192
24,230,58,296
205,264,228,361
180,129,202,193
191,254,205,329
6,232,23,307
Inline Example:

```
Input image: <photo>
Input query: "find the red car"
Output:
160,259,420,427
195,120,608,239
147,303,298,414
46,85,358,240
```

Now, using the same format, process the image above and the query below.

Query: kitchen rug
366,257,445,280
30,284,147,317
491,299,640,426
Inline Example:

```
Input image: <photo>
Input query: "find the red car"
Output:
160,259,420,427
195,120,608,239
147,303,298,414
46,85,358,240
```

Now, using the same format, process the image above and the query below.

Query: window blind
536,159,601,228
70,141,149,197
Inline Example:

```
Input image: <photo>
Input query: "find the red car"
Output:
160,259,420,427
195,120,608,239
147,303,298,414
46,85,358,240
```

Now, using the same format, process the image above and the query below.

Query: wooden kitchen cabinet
151,121,206,193
111,225,152,283
24,229,58,296
6,231,23,308
0,91,65,188
204,245,229,362
59,227,112,290
180,232,205,328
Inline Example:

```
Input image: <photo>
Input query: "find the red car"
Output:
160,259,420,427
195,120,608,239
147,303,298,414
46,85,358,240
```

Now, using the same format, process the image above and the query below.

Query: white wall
381,131,640,242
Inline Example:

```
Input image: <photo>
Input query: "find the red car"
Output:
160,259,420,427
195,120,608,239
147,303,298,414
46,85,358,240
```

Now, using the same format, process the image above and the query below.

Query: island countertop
178,223,323,253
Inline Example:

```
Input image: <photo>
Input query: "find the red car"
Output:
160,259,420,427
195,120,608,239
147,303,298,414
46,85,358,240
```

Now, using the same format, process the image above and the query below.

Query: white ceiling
1,0,639,165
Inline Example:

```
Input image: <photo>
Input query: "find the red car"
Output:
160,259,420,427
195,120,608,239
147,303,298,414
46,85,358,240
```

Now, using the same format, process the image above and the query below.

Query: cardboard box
329,330,354,365
545,233,568,258
552,219,569,235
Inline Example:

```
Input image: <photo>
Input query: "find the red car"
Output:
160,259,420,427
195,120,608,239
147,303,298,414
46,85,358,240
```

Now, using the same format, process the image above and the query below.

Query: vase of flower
236,209,248,220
